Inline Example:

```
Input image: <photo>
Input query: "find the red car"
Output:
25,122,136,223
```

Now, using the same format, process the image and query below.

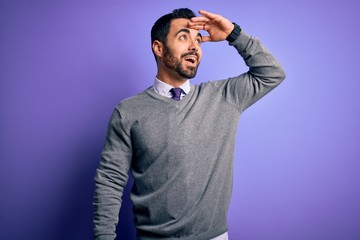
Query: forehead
169,18,199,36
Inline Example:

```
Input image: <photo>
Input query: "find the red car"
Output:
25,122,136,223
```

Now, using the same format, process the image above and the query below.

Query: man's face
162,18,202,79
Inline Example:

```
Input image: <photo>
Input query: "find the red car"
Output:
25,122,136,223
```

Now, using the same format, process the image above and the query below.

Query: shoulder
114,88,152,116
114,87,171,121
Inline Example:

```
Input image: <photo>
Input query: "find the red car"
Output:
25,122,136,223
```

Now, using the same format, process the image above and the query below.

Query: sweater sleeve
213,30,286,112
93,108,132,240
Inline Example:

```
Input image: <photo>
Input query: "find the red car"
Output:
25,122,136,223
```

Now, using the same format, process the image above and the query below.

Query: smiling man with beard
94,8,286,240
160,24,202,80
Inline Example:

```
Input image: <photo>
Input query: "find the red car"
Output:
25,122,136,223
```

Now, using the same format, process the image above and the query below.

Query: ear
152,40,164,59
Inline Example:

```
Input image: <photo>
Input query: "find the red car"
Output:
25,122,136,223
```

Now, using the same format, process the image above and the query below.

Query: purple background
1,0,359,239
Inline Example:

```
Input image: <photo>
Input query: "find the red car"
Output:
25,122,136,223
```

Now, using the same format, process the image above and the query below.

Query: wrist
226,22,242,43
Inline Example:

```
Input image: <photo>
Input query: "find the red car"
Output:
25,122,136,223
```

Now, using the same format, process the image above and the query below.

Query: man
94,8,285,240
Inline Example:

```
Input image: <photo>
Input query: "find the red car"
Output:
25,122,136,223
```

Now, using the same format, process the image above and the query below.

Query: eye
179,34,188,41
195,38,202,44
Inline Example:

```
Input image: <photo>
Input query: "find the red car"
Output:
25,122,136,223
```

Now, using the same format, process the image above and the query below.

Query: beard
163,45,200,79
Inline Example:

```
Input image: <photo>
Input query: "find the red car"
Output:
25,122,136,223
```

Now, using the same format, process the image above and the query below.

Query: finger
187,22,208,31
190,16,210,23
200,35,211,43
198,10,220,20
187,21,205,27
188,24,204,31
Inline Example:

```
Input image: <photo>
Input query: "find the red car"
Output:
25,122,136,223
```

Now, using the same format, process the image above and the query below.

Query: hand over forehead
187,10,234,42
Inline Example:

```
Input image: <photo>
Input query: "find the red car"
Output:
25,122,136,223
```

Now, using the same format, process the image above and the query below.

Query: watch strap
226,22,242,43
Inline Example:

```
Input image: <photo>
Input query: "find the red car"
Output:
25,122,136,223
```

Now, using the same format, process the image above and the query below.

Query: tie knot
170,88,184,101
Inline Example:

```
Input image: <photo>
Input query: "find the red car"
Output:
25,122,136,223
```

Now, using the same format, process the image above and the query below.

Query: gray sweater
93,31,286,240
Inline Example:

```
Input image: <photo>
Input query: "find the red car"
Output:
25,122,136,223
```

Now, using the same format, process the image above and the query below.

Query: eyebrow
175,28,202,40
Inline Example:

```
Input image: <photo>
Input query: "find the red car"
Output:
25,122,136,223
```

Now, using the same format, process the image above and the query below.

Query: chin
179,70,197,79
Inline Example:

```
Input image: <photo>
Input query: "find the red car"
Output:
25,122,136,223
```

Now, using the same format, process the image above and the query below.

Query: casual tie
170,88,184,101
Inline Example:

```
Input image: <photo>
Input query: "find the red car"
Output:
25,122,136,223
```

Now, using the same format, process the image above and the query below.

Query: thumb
201,35,211,42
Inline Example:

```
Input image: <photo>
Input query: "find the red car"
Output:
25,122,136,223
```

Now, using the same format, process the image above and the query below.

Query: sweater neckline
145,84,196,105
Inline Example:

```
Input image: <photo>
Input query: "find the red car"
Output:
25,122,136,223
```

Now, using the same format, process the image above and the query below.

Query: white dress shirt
152,77,191,100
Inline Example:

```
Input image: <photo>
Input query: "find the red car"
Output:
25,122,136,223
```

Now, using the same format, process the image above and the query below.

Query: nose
189,39,199,52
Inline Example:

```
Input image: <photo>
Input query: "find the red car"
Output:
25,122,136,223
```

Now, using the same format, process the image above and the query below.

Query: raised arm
190,9,286,111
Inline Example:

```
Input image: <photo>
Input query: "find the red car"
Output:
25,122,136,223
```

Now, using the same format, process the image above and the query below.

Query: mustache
181,51,198,58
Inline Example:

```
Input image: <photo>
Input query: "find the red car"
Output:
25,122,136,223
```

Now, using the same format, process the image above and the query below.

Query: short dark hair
151,8,196,59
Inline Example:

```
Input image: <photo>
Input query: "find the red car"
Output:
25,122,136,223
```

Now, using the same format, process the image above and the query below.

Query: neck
156,72,188,88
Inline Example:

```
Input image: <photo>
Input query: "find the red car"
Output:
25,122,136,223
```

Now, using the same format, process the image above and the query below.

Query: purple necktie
170,88,184,101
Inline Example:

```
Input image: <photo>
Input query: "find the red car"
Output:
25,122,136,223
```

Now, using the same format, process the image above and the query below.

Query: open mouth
184,55,197,64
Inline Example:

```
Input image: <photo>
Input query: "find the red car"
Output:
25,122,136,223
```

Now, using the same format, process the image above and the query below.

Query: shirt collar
153,77,191,97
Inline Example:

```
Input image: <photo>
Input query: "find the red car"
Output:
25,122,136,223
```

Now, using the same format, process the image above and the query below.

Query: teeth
185,56,197,63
